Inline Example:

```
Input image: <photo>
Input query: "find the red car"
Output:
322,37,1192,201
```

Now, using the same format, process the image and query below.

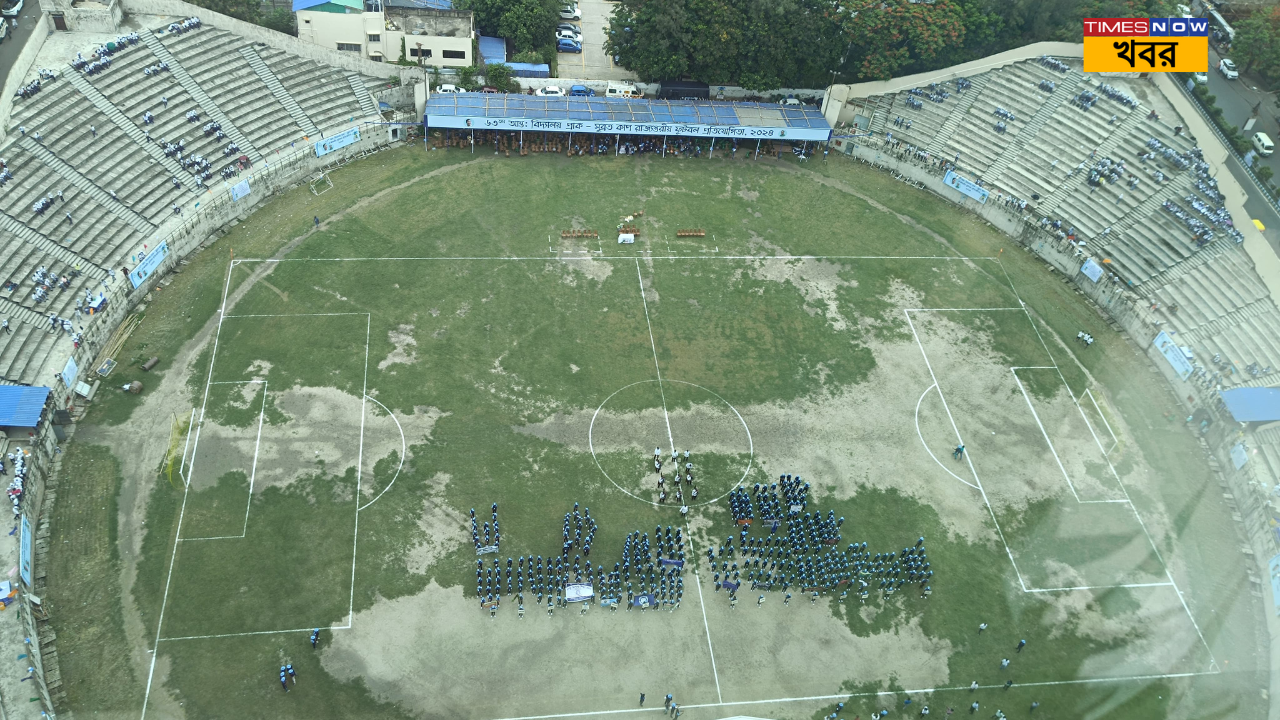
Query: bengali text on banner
1083,17,1209,73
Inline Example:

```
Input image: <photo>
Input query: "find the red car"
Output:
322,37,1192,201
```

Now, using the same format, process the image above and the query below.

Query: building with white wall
293,0,472,66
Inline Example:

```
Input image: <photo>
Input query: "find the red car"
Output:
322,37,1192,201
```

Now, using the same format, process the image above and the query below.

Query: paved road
1202,46,1280,256
557,0,633,82
0,0,43,93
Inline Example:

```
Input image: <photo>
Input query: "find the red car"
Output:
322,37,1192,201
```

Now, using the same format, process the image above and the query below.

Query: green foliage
457,64,479,90
838,0,967,81
258,7,296,35
484,62,517,92
512,49,544,64
455,0,560,54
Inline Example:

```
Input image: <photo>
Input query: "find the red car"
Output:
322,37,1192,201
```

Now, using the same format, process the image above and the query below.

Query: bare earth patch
378,323,418,371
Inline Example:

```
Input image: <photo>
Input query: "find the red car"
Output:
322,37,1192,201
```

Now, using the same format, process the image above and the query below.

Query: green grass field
50,145,1264,720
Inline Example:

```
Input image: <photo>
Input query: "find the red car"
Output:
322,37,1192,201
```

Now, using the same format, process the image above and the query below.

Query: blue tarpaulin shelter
1220,387,1280,422
478,36,506,65
0,386,49,428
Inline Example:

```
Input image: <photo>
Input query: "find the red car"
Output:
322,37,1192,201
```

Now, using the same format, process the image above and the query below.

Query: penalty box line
230,254,1002,263
145,307,371,648
995,260,1220,671
486,670,1221,720
179,379,269,542
906,309,1187,598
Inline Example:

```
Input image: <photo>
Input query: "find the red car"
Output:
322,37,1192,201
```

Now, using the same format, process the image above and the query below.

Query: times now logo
1084,17,1209,36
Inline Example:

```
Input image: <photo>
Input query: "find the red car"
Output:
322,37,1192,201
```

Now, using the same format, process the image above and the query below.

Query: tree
484,63,517,92
1235,10,1280,77
836,0,966,81
456,0,559,54
186,0,261,23
607,0,692,82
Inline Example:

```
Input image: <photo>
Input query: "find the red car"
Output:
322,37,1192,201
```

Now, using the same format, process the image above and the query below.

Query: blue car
557,38,582,54
570,85,595,96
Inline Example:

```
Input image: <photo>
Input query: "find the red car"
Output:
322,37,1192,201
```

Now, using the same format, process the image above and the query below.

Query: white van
1254,132,1274,157
606,81,642,99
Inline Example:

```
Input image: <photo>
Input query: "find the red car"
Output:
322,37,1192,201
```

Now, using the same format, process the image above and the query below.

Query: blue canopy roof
478,36,506,65
0,386,49,428
1221,387,1280,422
424,94,832,141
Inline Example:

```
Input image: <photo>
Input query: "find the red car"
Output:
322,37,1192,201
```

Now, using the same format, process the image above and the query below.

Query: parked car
1193,71,1208,85
557,22,580,35
782,97,801,107
1253,131,1274,156
480,86,499,93
1,0,23,18
1219,58,1238,80
570,85,595,96
436,84,462,94
559,4,581,20
556,29,581,42
556,38,582,54
536,86,566,97
606,81,641,98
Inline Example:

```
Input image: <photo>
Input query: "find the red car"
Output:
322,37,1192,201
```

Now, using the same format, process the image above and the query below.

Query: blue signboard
1153,331,1193,381
19,515,31,587
128,242,170,289
943,170,989,203
315,127,361,157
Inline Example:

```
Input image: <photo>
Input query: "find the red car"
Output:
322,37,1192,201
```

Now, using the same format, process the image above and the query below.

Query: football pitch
80,149,1255,719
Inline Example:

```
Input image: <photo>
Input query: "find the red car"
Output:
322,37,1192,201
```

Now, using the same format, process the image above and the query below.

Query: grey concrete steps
927,74,991,155
63,70,191,183
987,68,1084,182
346,73,379,118
1040,110,1149,212
240,46,318,136
17,137,157,235
140,30,262,164
0,211,108,280
0,296,47,327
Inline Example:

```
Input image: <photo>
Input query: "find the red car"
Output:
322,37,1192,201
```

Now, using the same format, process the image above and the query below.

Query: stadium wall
0,12,52,145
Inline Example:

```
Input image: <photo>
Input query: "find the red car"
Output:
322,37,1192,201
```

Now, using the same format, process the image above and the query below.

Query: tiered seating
86,45,237,190
0,233,90,321
159,28,306,155
0,147,144,268
258,46,368,132
943,65,1052,175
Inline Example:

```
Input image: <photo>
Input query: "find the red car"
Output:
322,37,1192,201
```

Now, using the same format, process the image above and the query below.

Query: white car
1,0,22,18
1193,71,1208,85
1253,131,1274,157
556,28,581,42
1219,58,1238,80
536,86,566,97
436,84,462,94
559,4,581,19
782,98,801,107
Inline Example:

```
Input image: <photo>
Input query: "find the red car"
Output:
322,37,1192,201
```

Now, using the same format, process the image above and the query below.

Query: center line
635,258,675,454
685,525,723,704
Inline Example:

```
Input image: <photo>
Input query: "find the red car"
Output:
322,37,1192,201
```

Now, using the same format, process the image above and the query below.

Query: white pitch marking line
1024,581,1174,593
222,312,370,318
233,254,1000,263
1009,368,1085,504
349,313,372,628
243,380,268,535
485,670,1221,720
995,259,1219,670
357,394,406,512
914,383,978,490
904,310,1030,593
141,257,237,720
1085,388,1120,452
177,407,196,482
635,258,675,455
158,626,330,642
683,525,723,704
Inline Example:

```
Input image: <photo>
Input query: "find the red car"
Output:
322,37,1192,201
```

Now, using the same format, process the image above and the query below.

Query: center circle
588,380,753,507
